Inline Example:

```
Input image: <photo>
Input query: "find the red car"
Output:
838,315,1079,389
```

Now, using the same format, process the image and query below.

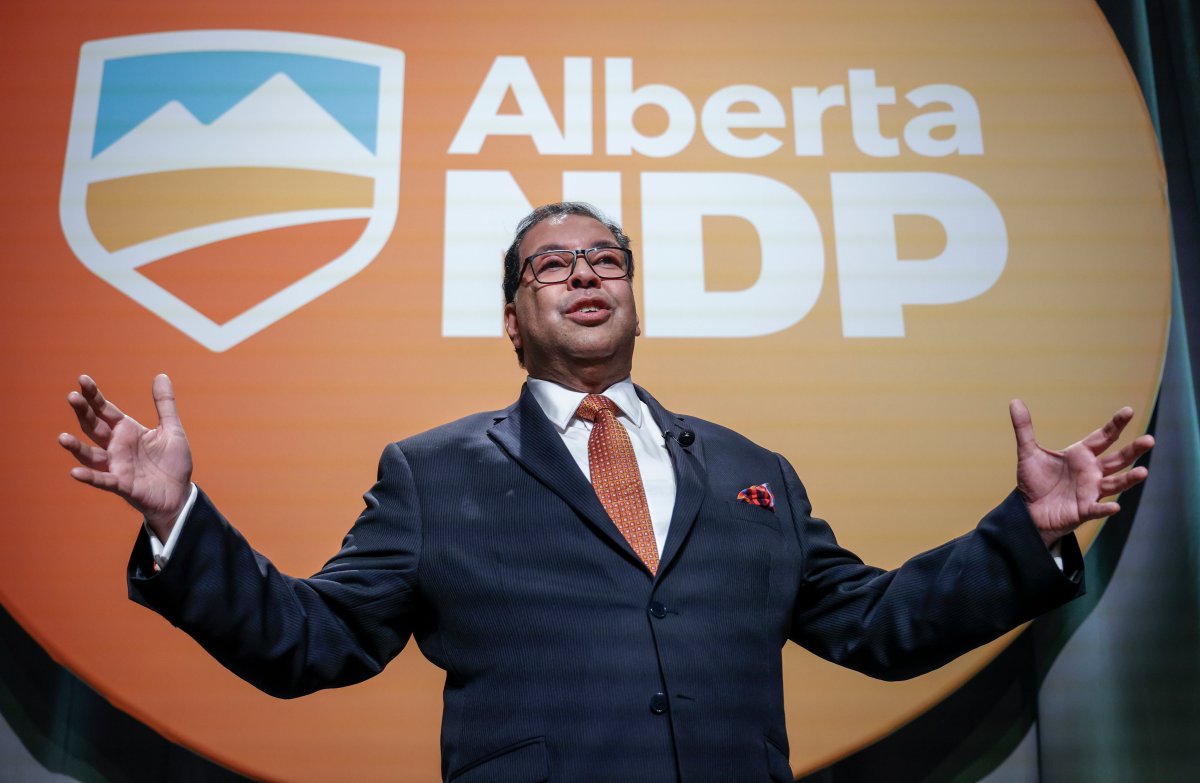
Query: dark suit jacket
128,384,1083,783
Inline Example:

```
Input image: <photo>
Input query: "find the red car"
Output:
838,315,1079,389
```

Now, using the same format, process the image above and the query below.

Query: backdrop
0,1,1195,781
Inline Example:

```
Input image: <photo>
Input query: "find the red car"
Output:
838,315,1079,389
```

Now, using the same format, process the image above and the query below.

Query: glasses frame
520,246,633,285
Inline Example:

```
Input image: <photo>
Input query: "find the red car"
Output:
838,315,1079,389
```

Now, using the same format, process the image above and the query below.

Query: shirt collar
527,377,643,432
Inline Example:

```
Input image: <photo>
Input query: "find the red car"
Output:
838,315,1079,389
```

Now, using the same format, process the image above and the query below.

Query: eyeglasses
522,246,633,285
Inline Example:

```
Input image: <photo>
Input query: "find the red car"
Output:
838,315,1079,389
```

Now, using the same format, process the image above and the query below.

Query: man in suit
60,202,1154,782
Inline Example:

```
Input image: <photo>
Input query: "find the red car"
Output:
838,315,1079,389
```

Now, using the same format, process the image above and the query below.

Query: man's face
504,214,640,390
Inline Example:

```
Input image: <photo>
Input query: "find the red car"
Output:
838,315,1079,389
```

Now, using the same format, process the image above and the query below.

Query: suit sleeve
779,455,1084,681
127,442,423,698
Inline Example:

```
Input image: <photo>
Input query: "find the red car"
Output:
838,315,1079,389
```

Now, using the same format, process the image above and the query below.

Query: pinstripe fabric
576,394,659,574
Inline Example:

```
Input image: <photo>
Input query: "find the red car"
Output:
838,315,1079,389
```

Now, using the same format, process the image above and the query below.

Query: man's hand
1010,399,1154,548
59,374,193,540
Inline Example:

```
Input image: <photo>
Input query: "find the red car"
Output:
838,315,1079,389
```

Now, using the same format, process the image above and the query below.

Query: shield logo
60,31,404,352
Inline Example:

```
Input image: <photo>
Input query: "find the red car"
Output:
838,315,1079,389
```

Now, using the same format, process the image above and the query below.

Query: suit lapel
488,384,646,569
636,386,707,577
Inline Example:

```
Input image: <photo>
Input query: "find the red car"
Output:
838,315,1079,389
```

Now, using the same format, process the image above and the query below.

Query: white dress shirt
147,482,195,570
526,377,677,556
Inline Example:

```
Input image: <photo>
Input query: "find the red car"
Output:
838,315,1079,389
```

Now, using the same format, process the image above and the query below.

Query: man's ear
503,301,522,351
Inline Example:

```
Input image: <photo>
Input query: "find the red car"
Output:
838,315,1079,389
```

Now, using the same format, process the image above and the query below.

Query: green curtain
1034,1,1200,781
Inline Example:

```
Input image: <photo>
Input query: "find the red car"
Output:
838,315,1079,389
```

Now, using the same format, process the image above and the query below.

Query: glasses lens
586,247,630,278
531,251,575,282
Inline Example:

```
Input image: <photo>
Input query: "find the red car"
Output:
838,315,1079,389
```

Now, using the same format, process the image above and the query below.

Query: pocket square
736,483,775,511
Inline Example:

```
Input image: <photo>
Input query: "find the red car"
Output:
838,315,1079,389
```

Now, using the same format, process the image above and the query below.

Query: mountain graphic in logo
61,32,405,351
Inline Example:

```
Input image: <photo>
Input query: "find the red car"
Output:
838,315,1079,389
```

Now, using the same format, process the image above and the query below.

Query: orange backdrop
0,1,1170,780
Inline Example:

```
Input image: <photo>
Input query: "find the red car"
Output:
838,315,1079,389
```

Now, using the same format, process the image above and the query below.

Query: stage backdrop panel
0,1,1171,780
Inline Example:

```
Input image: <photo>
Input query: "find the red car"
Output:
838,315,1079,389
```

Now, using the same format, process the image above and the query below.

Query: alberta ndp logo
60,31,405,352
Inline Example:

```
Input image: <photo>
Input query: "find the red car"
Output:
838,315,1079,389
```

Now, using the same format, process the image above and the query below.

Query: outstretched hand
1010,399,1153,548
59,374,193,540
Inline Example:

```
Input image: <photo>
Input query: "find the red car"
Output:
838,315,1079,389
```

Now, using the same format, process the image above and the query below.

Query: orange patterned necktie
576,394,660,575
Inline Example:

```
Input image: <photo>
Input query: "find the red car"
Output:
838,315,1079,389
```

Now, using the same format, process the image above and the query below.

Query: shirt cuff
1050,539,1063,571
145,483,197,572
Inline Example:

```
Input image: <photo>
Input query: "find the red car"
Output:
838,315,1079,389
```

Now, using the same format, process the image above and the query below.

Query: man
60,203,1153,782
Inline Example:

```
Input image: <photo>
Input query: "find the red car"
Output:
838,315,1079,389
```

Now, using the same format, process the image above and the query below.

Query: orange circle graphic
0,1,1169,779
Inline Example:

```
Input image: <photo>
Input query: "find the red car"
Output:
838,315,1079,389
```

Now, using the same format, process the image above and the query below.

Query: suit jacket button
648,601,667,619
650,692,668,714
